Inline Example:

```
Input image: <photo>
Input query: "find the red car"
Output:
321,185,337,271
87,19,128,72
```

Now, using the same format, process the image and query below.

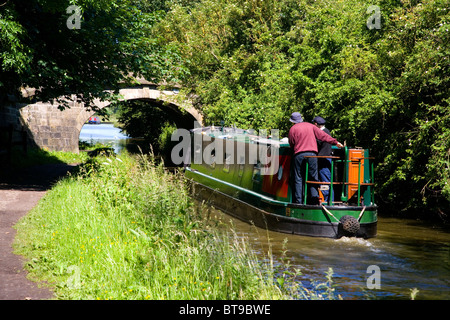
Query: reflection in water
210,207,450,300
79,123,130,154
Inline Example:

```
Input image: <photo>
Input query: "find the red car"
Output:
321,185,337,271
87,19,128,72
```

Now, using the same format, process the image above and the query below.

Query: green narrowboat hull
183,126,378,239
185,167,377,239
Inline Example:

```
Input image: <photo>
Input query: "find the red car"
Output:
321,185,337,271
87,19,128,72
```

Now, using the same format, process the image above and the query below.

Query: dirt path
0,163,77,300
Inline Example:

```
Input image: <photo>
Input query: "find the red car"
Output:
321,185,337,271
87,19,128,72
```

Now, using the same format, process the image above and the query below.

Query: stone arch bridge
1,84,202,153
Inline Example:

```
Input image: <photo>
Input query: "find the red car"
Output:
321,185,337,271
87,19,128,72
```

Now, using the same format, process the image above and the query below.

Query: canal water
213,209,450,300
79,123,450,300
79,123,130,154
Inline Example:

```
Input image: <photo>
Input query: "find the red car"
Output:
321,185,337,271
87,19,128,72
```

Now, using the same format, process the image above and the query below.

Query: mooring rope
321,205,340,222
322,205,367,223
357,206,367,221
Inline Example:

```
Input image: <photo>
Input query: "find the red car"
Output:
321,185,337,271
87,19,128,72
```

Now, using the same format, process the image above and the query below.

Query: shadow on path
0,163,77,300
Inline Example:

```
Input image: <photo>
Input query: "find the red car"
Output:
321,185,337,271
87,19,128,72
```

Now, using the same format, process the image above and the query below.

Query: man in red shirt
288,112,343,205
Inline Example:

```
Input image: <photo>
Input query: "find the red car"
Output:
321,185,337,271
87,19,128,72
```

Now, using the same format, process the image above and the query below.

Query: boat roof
191,126,290,147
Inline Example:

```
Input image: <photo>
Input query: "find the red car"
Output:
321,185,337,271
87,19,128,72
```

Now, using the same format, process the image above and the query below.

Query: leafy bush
155,0,450,219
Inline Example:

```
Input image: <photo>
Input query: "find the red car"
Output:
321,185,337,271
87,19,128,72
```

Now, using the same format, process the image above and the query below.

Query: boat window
252,161,261,183
208,148,216,168
277,165,283,181
194,143,202,155
223,153,231,173
238,156,245,177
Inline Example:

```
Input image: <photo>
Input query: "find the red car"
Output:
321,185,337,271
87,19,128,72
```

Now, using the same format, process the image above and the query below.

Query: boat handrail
303,152,375,206
303,155,338,206
186,167,288,206
352,157,375,160
304,155,341,159
306,181,375,186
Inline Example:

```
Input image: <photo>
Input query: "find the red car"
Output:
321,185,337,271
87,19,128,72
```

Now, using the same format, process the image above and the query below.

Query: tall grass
13,153,286,300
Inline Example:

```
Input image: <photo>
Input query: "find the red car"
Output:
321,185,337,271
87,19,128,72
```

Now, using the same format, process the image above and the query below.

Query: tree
373,0,450,217
0,0,186,108
156,0,449,219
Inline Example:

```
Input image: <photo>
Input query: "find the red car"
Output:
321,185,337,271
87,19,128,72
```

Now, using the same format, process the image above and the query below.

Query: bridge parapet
1,85,201,153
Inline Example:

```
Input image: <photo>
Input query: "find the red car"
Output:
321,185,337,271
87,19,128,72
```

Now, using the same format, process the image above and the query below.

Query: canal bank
11,154,289,300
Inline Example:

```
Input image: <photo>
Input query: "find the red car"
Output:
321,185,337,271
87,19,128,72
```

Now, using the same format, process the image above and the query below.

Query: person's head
312,116,326,127
289,112,303,124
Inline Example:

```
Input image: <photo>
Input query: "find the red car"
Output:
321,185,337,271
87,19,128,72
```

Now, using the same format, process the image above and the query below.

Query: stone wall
1,86,202,153
0,104,36,150
18,100,92,153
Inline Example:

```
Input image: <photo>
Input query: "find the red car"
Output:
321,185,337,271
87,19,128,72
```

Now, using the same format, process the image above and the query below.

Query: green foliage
157,0,450,219
13,153,288,299
2,0,448,217
0,0,187,107
0,7,30,73
116,100,180,156
158,121,179,163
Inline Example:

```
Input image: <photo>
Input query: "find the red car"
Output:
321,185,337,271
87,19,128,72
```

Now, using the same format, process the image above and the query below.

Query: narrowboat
88,116,101,124
184,126,377,238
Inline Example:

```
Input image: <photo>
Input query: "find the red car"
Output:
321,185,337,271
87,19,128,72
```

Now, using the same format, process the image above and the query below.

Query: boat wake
335,236,382,253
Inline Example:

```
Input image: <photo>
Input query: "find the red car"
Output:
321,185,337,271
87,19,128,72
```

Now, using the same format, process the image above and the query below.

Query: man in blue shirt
313,116,334,203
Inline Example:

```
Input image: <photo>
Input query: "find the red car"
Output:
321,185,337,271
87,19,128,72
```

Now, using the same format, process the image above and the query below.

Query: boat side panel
186,167,377,223
190,180,377,239
186,132,377,238
287,204,377,224
190,134,293,203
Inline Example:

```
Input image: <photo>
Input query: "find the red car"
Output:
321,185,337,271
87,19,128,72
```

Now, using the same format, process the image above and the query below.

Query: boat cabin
186,126,375,208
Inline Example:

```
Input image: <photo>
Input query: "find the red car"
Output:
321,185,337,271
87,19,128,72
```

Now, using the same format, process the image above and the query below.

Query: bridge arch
17,86,202,153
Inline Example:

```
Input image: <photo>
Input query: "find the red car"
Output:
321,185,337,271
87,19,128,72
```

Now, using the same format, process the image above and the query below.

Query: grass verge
13,152,289,300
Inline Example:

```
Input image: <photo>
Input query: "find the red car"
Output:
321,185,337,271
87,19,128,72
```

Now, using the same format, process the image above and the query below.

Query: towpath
0,163,76,300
